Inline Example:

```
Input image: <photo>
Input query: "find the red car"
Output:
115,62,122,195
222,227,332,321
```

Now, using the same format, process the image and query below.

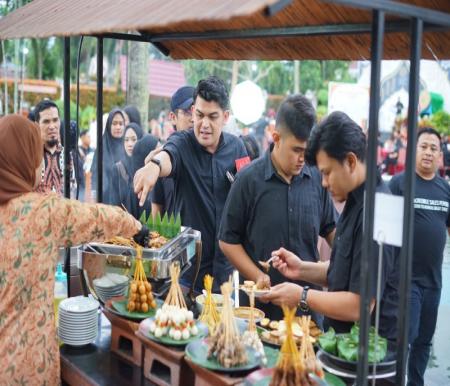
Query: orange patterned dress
0,192,140,386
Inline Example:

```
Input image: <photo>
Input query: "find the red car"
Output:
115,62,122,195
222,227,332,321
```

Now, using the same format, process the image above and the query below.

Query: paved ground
424,238,450,386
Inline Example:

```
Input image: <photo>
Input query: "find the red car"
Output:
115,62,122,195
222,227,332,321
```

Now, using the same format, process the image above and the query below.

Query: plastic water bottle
54,263,68,324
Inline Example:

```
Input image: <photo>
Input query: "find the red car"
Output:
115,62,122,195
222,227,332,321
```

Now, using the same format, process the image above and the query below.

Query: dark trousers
407,282,441,386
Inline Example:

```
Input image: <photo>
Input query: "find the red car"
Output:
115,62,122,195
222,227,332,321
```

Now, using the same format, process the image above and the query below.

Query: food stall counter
60,313,156,386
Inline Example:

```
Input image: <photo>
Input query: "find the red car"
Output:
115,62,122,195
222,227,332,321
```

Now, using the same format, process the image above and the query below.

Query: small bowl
195,293,234,314
233,306,265,324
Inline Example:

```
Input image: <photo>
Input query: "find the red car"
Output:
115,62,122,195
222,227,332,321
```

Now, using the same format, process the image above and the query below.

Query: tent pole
63,36,71,295
395,17,423,386
96,37,103,203
357,9,385,386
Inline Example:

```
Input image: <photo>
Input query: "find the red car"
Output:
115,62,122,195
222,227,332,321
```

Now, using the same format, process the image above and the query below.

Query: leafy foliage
431,110,450,136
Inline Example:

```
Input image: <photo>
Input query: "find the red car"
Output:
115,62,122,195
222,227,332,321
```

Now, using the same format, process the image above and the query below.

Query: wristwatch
150,158,162,173
299,286,310,312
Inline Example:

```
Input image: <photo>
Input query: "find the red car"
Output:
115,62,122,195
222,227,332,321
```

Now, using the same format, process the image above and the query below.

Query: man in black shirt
134,76,248,291
262,111,398,343
389,127,450,386
219,95,336,321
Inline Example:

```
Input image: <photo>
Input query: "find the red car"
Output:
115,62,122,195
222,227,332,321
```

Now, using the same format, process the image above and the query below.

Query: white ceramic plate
59,321,97,330
60,336,97,346
95,285,127,292
58,311,98,321
93,276,127,288
59,332,98,341
95,289,127,297
59,296,99,313
59,326,97,334
59,330,98,339
93,280,128,291
240,286,271,298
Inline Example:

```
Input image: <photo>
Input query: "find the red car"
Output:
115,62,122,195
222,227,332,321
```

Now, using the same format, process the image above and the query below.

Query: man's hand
133,224,149,246
271,247,303,281
259,282,302,308
133,162,160,207
144,146,163,165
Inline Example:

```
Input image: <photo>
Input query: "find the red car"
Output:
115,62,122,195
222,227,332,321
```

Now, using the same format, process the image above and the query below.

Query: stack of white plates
58,296,99,346
93,273,129,303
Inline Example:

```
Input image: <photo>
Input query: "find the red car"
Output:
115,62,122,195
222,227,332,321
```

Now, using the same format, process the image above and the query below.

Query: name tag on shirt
235,156,251,172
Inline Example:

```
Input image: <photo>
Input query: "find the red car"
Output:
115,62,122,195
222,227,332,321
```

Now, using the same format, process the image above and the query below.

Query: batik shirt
0,193,139,385
35,145,76,196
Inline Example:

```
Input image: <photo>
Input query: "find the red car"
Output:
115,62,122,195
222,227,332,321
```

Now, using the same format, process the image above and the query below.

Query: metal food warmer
79,226,202,300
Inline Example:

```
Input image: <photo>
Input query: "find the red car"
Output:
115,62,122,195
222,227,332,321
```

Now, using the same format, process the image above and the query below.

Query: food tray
81,226,201,281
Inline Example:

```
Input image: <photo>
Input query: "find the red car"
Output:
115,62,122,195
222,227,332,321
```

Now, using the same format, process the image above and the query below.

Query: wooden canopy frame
1,1,449,384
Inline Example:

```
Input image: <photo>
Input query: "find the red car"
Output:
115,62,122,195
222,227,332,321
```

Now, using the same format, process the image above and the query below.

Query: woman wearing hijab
0,115,147,385
132,133,159,218
111,123,144,217
123,105,142,127
91,108,126,204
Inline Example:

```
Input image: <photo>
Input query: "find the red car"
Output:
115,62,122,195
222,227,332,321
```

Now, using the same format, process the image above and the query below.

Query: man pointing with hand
134,76,248,291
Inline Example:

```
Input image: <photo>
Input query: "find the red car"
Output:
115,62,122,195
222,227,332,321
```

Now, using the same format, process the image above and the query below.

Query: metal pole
19,41,26,113
63,36,71,295
63,37,71,198
357,9,384,386
96,37,103,203
395,18,423,386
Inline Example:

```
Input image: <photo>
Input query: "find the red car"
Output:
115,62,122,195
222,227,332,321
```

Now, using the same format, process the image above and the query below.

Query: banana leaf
169,213,176,238
175,213,181,235
155,212,162,233
139,211,147,224
336,323,387,363
368,329,388,363
318,327,337,355
337,334,358,361
161,213,169,238
146,214,154,231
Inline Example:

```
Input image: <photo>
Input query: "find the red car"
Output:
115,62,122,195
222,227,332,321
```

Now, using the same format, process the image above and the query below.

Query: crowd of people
0,74,448,386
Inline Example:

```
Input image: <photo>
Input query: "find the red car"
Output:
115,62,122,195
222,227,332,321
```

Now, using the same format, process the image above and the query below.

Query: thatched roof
0,0,449,60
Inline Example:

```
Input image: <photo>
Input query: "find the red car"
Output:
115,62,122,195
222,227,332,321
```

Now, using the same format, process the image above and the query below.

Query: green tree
431,110,450,136
183,60,234,89
127,41,149,131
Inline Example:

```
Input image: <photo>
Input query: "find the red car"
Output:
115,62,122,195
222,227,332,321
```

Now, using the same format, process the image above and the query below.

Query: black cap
171,86,195,112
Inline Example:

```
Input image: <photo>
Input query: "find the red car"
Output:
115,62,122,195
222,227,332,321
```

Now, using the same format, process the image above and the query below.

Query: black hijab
124,105,142,127
91,108,126,203
121,122,144,176
132,133,159,174
129,133,159,219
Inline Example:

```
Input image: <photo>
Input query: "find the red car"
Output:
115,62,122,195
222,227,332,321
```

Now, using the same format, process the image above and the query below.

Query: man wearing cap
134,76,249,291
152,86,194,217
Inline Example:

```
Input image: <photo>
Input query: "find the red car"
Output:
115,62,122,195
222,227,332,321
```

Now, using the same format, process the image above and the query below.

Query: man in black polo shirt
263,111,398,344
218,95,336,321
389,128,450,386
134,76,248,291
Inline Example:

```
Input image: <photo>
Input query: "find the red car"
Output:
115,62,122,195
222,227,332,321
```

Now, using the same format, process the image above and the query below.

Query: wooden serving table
60,313,155,386
185,359,247,386
135,330,195,386
102,299,144,366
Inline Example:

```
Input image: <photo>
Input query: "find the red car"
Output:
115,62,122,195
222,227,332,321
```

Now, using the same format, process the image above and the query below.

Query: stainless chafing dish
80,227,201,299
